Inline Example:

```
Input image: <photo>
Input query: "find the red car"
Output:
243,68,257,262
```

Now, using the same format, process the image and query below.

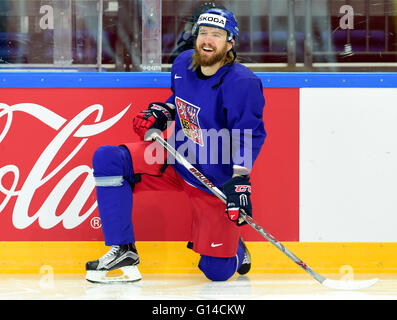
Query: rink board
0,72,397,273
0,241,396,274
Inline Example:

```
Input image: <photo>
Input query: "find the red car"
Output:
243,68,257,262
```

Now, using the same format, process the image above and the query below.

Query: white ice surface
0,273,394,300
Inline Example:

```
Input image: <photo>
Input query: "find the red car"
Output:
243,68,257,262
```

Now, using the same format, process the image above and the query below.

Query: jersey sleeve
222,76,266,172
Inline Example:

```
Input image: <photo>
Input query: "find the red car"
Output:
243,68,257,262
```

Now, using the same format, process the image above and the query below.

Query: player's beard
194,41,229,67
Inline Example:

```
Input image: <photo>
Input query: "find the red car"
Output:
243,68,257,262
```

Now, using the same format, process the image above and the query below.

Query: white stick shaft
152,133,326,284
152,133,379,290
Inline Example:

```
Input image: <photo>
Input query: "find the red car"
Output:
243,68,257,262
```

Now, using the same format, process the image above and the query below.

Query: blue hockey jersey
166,49,266,192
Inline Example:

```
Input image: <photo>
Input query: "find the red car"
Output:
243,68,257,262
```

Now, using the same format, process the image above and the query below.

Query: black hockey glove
133,102,175,140
223,175,252,226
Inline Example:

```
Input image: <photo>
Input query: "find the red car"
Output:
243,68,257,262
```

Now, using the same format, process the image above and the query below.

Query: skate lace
100,245,120,260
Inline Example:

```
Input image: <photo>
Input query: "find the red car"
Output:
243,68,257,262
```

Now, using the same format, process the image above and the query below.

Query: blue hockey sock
92,145,136,245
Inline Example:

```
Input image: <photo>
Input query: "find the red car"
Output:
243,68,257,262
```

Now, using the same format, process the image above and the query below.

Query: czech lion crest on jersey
175,96,203,146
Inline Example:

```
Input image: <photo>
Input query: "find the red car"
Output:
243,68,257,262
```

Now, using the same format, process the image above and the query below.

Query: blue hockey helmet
193,8,239,42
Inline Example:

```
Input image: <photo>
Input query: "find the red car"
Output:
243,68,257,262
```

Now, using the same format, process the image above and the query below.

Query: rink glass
0,0,396,72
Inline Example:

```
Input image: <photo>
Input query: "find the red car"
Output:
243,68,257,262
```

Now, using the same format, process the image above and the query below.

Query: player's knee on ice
198,255,238,281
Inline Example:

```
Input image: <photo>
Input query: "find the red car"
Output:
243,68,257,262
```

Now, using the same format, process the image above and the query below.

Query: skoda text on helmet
193,8,239,42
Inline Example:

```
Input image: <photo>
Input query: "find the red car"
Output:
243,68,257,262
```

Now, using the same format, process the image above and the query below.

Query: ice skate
85,244,142,283
237,237,251,275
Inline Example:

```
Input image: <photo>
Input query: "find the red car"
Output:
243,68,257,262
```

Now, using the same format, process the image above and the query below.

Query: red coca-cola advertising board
0,87,299,241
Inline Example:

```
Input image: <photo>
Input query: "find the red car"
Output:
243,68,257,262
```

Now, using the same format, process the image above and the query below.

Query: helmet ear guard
226,31,234,43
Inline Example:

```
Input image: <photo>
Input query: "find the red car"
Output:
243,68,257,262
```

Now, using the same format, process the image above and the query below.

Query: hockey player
86,8,266,283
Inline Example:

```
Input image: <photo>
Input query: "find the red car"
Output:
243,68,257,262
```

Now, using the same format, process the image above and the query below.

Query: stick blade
322,277,378,290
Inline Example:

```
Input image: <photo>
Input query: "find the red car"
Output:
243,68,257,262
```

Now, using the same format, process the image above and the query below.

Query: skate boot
237,237,251,275
85,243,142,283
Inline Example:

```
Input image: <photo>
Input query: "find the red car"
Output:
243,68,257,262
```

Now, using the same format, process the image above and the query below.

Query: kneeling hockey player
86,7,266,283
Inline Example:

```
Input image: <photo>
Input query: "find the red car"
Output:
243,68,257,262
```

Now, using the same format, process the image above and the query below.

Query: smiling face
194,25,233,67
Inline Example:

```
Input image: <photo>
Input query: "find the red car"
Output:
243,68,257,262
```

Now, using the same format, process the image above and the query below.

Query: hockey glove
223,175,252,226
133,102,175,140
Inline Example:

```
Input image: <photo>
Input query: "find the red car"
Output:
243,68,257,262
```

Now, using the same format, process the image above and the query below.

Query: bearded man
86,8,266,283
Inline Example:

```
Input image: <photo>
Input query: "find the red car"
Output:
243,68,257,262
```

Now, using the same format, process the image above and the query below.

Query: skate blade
86,266,142,283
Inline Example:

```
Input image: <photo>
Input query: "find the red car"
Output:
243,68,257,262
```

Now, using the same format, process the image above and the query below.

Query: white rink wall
300,88,397,242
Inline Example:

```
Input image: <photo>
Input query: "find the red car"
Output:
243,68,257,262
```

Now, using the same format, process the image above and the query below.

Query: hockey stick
151,132,378,290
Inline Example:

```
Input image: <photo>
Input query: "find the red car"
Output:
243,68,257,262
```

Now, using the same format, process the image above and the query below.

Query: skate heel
120,265,142,282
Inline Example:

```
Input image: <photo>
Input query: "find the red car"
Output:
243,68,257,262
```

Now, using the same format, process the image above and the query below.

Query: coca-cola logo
0,102,130,230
